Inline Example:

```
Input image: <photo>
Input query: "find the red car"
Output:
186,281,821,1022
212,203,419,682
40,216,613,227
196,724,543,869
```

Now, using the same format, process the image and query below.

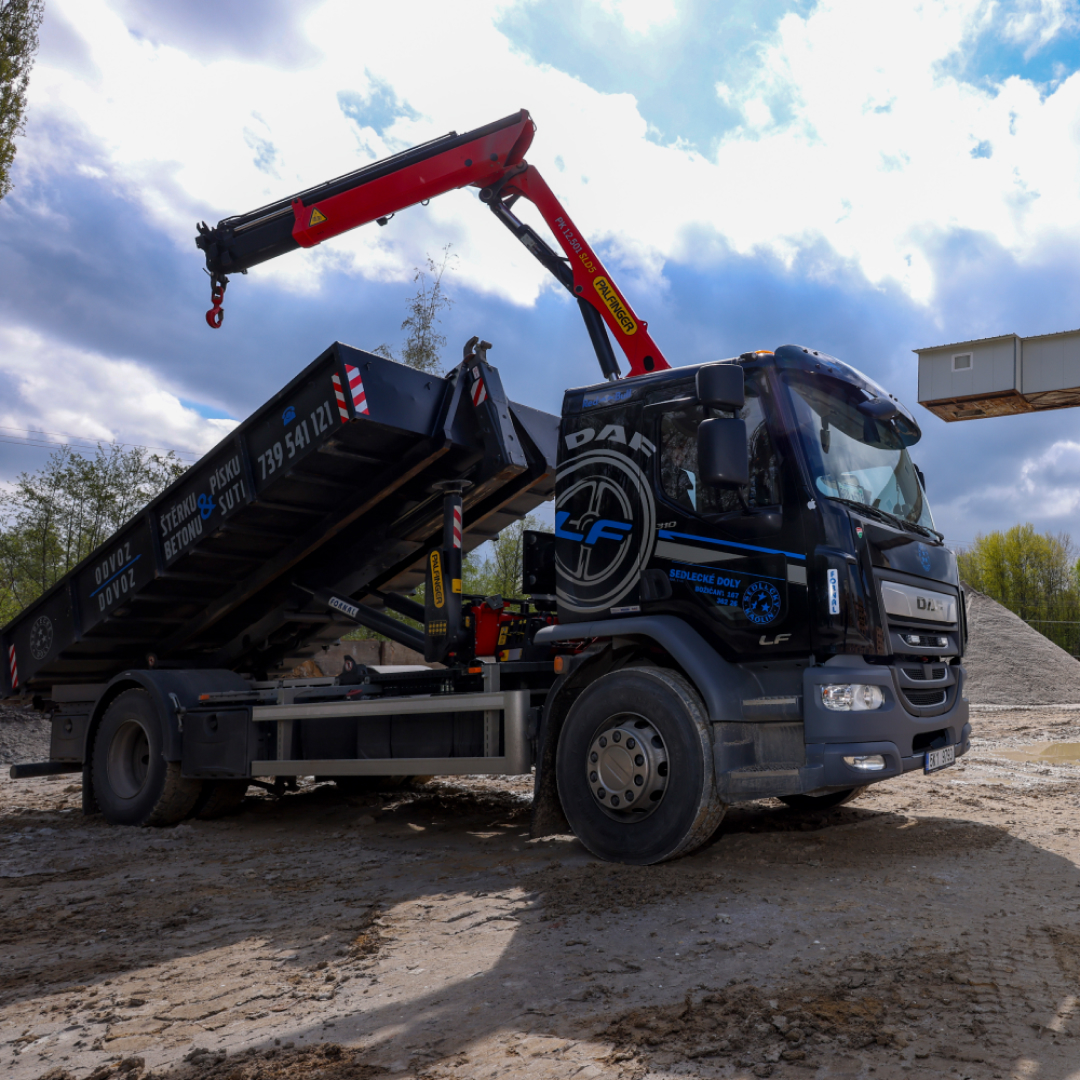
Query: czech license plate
925,745,955,774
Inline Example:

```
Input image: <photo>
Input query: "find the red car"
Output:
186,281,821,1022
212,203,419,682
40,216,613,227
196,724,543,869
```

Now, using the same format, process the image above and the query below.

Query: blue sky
1,0,1080,547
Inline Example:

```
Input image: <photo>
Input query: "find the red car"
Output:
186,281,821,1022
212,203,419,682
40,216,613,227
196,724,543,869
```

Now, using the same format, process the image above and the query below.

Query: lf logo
759,633,792,646
555,511,632,546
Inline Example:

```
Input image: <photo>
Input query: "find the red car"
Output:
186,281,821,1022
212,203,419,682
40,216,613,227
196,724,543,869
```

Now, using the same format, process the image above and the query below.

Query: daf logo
916,596,940,613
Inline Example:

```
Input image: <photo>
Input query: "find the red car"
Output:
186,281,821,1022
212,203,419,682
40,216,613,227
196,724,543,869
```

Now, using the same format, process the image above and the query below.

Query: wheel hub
107,719,151,800
586,714,668,821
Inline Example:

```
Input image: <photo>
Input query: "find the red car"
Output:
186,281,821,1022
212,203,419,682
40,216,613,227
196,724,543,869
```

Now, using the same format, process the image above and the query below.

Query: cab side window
659,382,780,515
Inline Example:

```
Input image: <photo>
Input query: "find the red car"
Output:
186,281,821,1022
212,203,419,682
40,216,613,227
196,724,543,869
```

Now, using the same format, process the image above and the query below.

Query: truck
4,110,970,865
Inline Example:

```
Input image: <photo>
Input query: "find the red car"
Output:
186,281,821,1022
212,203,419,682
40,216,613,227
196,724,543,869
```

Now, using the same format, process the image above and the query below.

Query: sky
2,0,1080,548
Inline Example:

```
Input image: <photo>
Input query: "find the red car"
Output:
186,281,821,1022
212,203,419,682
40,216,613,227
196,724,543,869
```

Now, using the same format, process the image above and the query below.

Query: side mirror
857,396,899,421
697,417,748,487
696,363,745,411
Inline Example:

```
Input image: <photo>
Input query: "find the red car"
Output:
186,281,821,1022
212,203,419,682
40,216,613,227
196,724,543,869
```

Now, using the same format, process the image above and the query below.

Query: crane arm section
195,109,669,379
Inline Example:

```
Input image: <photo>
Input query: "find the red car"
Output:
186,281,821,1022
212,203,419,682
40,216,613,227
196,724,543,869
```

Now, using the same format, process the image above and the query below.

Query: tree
0,443,186,622
0,0,44,201
374,245,456,374
464,516,547,600
344,515,552,642
957,523,1080,653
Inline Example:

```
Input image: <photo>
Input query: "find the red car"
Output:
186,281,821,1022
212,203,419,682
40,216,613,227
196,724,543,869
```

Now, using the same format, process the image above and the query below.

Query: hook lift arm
195,109,668,380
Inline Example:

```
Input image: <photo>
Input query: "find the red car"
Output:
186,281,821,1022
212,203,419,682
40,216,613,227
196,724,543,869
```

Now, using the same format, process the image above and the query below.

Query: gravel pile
963,587,1080,705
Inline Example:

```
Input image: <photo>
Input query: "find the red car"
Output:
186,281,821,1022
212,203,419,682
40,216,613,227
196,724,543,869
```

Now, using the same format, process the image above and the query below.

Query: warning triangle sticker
309,207,327,227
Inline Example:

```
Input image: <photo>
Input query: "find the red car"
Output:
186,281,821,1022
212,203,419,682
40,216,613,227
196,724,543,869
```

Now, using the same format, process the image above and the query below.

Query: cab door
645,368,811,657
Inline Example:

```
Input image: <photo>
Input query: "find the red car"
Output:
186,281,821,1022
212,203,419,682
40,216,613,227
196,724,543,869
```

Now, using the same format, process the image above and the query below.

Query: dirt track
3,707,1080,1080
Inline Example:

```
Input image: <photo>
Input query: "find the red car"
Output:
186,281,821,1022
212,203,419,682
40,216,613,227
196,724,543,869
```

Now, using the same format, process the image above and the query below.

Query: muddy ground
3,707,1080,1080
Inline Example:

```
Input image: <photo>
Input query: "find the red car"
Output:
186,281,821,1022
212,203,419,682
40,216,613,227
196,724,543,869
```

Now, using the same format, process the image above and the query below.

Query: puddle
997,742,1080,765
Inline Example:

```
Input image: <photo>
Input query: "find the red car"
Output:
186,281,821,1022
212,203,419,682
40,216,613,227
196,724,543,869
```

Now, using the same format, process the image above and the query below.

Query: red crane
196,109,669,381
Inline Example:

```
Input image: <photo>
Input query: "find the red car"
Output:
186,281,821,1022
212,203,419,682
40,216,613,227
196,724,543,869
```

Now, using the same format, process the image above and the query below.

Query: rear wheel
91,690,203,826
555,667,724,865
779,786,866,811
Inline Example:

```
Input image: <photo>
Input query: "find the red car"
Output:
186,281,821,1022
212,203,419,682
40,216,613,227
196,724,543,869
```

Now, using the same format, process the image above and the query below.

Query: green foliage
0,444,187,623
0,0,44,201
373,245,456,375
957,523,1080,653
463,515,547,600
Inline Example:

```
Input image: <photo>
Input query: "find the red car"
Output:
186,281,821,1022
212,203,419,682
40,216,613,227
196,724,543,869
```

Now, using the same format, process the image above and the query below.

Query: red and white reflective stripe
331,364,369,422
8,645,17,691
452,505,462,549
331,373,349,422
346,364,369,415
470,367,487,407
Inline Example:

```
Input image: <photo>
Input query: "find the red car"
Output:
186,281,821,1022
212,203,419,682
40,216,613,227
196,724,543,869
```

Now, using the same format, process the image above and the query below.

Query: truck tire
91,689,203,827
193,779,249,820
555,667,724,865
779,787,866,811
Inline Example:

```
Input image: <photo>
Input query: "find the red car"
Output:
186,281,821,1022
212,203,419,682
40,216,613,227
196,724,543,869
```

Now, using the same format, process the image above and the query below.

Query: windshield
783,371,936,531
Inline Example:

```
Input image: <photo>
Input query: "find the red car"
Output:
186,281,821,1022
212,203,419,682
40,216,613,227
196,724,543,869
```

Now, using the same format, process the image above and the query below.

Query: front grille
904,689,947,707
903,666,947,681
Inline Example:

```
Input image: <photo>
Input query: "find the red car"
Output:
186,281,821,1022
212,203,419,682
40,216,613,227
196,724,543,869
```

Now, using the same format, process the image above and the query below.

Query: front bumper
802,656,970,791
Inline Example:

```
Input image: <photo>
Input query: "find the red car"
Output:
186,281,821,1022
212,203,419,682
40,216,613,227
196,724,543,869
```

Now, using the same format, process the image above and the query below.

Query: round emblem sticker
741,580,782,625
30,615,54,661
555,449,656,614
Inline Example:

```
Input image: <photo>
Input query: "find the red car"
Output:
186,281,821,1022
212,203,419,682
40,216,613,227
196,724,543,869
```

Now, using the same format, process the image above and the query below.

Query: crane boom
195,109,669,379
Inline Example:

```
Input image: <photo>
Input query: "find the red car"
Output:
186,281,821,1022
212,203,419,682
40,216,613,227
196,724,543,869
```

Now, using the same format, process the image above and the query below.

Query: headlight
820,683,886,711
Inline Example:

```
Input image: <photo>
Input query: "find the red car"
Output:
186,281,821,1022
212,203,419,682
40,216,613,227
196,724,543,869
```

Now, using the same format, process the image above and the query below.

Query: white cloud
0,326,237,459
1001,0,1079,57
591,0,678,34
741,98,773,129
19,0,1080,320
944,437,1080,540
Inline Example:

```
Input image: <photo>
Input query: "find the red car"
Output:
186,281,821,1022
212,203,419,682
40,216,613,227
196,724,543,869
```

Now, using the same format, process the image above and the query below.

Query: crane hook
206,277,227,329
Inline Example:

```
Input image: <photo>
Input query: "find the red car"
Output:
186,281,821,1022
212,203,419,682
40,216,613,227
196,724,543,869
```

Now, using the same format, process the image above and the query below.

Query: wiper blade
828,498,943,542
830,497,897,527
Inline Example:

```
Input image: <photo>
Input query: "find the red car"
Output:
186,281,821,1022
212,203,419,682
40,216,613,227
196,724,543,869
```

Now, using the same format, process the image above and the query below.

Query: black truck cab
534,344,968,849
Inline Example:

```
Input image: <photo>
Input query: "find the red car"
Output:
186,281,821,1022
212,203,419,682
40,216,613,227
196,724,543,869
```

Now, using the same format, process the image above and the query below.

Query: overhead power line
0,425,203,460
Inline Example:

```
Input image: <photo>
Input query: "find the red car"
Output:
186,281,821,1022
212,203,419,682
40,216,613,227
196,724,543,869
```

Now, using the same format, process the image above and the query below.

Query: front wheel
555,667,724,865
91,689,203,826
779,787,866,811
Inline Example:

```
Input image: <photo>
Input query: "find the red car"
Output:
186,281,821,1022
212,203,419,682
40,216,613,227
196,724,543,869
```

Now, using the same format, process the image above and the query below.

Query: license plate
925,745,955,773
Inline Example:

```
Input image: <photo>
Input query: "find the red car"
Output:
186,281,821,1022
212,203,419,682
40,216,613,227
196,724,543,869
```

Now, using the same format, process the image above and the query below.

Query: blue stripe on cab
657,530,805,561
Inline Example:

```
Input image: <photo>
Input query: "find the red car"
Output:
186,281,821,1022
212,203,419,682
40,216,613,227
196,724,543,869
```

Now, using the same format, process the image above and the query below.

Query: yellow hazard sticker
452,578,462,594
593,276,637,336
430,551,445,608
309,207,327,227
